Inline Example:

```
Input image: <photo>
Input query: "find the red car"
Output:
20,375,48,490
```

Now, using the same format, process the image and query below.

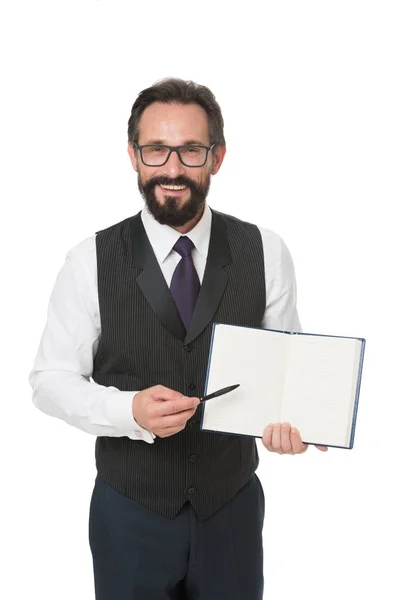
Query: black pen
200,384,240,403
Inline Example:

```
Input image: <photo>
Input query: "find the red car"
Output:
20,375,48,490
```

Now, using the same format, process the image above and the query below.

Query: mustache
144,176,196,189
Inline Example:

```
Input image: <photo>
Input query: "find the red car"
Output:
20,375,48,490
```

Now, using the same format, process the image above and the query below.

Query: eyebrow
144,139,208,146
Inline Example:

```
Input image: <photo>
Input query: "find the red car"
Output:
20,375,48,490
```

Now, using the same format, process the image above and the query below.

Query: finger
281,422,294,454
262,423,274,451
290,427,308,454
157,424,186,437
159,409,197,428
156,396,200,417
151,385,184,402
316,445,329,452
271,423,283,453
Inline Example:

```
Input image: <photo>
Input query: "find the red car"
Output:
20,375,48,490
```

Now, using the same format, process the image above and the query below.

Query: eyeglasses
133,143,216,167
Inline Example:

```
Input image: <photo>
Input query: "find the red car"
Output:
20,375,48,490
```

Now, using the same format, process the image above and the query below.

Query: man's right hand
132,385,201,438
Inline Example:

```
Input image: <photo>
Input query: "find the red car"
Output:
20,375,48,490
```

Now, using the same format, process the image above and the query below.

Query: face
127,102,226,230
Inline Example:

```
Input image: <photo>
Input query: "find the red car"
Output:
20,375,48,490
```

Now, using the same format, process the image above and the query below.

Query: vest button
187,487,196,494
187,382,196,391
189,421,197,428
189,454,196,462
185,344,193,352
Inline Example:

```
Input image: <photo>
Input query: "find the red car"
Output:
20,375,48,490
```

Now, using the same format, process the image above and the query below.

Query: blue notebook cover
200,323,366,450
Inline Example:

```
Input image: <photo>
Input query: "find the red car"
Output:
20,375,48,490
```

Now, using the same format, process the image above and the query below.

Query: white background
1,1,398,598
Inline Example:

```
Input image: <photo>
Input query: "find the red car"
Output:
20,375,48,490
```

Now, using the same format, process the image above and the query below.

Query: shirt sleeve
28,238,156,444
259,229,303,333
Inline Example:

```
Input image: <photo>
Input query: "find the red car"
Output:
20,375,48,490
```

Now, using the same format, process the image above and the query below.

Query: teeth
160,184,187,190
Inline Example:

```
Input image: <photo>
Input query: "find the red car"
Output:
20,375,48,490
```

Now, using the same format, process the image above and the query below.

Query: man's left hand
262,422,329,454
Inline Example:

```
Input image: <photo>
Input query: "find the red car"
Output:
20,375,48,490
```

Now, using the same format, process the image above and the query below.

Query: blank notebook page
202,325,289,435
280,334,362,446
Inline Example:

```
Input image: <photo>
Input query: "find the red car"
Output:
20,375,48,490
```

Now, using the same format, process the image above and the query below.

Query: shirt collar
140,202,212,263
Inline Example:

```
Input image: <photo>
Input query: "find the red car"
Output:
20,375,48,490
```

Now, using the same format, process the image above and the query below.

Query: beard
137,172,211,227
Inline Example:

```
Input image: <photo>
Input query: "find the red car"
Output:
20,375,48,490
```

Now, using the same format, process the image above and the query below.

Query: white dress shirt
29,203,302,444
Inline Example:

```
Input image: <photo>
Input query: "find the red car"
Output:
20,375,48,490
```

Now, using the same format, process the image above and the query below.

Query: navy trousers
88,472,265,600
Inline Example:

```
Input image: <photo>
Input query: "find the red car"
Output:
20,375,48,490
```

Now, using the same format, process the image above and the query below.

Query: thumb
151,385,185,402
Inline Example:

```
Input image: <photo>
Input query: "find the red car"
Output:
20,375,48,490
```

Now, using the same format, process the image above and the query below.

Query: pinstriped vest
92,208,266,521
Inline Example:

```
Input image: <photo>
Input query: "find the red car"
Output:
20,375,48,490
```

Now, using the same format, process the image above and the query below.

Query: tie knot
173,236,195,258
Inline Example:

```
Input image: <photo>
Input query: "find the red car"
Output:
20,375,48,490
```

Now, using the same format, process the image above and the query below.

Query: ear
127,143,139,173
210,145,227,175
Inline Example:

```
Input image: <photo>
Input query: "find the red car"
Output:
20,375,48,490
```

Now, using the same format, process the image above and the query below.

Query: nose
162,149,186,179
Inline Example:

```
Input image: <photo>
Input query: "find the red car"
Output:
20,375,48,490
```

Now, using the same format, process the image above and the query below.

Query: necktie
170,236,200,331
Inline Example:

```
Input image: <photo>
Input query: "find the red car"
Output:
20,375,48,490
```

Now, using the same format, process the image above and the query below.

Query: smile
160,184,188,191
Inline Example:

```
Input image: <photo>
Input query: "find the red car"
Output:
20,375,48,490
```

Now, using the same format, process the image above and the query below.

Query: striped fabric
92,208,266,521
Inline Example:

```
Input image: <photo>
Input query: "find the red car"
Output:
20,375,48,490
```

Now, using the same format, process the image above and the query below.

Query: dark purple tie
170,236,200,331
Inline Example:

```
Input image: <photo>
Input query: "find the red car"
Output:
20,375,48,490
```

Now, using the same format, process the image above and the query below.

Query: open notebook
200,323,366,449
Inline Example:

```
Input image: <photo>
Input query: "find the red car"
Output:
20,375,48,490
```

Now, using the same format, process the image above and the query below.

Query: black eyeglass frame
133,143,216,167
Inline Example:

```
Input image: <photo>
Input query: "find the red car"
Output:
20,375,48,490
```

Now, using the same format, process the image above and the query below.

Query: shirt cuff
103,390,156,443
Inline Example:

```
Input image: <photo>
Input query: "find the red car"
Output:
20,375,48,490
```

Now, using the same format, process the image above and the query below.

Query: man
29,77,328,600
